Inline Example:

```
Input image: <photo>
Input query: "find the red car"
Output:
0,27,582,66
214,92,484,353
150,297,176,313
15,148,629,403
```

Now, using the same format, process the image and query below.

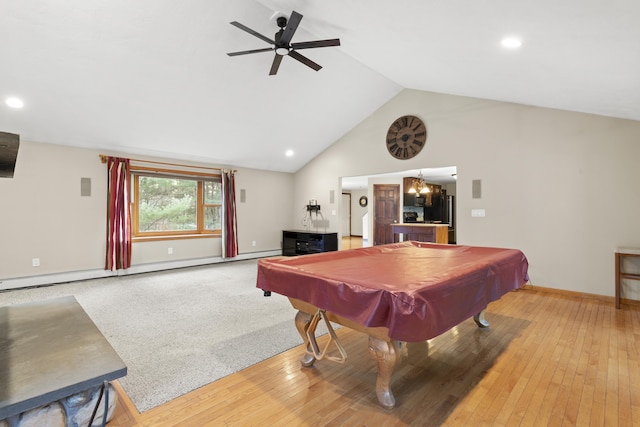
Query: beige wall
4,88,640,299
349,189,368,236
294,89,640,298
0,141,293,287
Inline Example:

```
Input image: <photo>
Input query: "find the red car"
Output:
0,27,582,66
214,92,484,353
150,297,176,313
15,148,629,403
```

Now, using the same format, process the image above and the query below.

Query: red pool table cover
256,241,529,342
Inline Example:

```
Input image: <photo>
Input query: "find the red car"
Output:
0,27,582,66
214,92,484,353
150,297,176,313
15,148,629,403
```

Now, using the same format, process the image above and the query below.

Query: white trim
0,250,281,291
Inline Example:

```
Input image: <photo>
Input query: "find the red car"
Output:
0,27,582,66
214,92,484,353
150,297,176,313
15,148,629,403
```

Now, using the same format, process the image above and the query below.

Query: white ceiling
2,1,639,174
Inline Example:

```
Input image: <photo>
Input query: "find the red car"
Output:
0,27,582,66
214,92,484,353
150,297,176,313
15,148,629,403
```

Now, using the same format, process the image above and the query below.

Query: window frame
131,166,222,240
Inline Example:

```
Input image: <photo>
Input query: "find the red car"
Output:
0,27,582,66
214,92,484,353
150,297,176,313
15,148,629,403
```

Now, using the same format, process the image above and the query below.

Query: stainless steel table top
0,296,127,419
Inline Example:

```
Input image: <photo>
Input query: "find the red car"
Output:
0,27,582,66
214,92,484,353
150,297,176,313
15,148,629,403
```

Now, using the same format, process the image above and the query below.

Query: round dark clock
386,115,427,160
359,196,368,207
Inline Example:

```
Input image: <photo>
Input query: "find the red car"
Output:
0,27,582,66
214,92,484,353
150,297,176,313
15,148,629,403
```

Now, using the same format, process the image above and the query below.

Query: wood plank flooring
341,236,363,250
107,241,640,426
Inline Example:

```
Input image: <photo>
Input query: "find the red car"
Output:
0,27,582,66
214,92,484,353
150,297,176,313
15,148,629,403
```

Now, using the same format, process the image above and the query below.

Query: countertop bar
0,296,127,419
391,223,449,244
392,223,449,228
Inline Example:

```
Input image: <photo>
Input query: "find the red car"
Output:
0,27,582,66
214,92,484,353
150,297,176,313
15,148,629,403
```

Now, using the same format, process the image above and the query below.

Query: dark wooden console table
615,247,640,309
0,296,127,424
282,230,338,256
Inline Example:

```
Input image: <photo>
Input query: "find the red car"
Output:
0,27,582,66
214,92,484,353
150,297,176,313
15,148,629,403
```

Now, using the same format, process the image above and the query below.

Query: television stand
282,230,338,256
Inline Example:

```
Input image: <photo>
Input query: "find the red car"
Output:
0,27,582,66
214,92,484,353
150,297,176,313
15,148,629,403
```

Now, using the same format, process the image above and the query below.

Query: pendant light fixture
408,170,430,194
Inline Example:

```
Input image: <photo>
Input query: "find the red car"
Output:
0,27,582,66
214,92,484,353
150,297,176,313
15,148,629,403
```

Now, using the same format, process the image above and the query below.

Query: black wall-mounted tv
0,132,19,178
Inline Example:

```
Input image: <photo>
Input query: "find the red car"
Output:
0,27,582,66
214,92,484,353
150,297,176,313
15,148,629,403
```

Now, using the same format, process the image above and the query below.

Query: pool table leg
368,335,400,409
294,310,317,367
473,309,490,328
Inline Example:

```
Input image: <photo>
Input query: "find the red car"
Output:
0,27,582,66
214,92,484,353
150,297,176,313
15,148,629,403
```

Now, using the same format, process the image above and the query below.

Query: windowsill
133,234,220,243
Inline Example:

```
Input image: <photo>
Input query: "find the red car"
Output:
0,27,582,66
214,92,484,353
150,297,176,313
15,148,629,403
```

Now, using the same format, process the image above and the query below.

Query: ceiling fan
227,11,341,75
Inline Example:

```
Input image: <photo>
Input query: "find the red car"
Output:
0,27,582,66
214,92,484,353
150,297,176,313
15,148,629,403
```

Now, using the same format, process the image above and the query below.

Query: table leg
473,309,490,328
368,335,400,409
294,310,317,367
615,252,621,309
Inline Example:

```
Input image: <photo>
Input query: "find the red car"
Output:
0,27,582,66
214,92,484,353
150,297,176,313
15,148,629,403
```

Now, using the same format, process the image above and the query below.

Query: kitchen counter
391,223,449,244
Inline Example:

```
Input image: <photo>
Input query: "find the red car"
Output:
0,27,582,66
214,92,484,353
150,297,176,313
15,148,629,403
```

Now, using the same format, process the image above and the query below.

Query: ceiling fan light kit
227,11,341,75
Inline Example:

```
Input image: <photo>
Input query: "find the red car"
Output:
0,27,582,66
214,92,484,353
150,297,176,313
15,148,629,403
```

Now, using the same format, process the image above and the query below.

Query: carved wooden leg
294,311,316,367
367,335,399,409
473,309,490,328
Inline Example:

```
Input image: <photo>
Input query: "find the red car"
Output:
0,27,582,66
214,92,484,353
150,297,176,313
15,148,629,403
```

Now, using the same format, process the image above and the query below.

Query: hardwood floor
108,285,640,426
341,235,363,250
108,237,637,425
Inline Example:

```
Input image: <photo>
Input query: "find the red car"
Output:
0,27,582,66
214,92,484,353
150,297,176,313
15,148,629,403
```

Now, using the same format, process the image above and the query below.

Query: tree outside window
132,172,221,238
203,180,222,230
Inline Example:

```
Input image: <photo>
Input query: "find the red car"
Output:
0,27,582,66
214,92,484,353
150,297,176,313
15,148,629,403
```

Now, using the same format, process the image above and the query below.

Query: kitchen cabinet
402,177,441,207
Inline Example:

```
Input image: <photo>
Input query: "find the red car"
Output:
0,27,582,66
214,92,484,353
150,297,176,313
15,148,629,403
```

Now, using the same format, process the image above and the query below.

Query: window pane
204,206,221,230
204,181,222,204
138,176,197,232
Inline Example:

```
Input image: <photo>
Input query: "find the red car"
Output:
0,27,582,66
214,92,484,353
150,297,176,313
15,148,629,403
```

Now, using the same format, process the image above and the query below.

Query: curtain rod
99,154,236,172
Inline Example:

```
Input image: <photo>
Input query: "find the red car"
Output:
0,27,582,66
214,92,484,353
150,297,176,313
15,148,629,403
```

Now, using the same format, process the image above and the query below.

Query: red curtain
222,169,238,258
106,157,132,270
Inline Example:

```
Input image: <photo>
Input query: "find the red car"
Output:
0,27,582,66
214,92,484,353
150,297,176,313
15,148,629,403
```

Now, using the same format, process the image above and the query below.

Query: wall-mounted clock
359,196,368,207
386,115,427,160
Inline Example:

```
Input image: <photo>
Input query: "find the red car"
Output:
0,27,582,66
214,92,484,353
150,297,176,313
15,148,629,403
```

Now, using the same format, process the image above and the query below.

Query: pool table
256,241,529,408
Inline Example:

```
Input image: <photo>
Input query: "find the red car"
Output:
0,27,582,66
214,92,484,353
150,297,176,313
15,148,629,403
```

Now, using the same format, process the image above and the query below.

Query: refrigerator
424,193,456,243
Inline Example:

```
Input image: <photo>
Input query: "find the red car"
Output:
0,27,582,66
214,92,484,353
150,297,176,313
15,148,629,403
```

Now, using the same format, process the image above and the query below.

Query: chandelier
408,171,430,194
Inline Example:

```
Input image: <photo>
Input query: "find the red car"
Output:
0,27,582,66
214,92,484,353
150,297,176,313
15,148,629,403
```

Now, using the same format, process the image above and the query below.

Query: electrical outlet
471,209,486,217
252,240,256,247
32,258,40,267
168,248,173,255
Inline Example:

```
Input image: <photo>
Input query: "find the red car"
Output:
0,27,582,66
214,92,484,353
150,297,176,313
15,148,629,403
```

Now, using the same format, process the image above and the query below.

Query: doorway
341,166,457,245
373,184,400,245
341,193,351,236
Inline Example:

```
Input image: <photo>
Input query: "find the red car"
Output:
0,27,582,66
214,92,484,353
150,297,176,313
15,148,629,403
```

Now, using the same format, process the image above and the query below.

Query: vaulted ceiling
2,1,638,173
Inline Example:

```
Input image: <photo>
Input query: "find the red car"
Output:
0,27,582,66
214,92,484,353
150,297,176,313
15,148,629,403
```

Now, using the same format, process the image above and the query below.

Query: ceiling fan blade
269,54,283,75
230,21,275,45
227,47,274,56
280,11,302,45
291,39,341,50
288,50,322,72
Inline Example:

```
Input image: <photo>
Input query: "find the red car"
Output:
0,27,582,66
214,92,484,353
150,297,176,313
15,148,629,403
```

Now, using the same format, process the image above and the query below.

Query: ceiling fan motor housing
274,29,289,55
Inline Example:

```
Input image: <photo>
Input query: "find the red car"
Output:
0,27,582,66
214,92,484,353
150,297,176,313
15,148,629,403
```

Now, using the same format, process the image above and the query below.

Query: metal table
0,296,127,422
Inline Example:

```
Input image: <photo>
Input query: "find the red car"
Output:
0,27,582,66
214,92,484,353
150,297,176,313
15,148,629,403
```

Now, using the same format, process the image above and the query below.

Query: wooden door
373,184,400,245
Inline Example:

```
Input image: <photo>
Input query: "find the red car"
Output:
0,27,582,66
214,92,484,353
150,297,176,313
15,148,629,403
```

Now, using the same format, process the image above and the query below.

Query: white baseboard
0,250,282,291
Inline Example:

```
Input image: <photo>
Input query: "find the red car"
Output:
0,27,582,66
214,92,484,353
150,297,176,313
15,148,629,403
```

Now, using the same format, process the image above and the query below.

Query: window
132,171,222,239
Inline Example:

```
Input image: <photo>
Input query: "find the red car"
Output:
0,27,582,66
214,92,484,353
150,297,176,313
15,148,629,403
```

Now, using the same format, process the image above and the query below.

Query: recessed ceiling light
5,97,25,109
501,37,522,49
285,150,294,157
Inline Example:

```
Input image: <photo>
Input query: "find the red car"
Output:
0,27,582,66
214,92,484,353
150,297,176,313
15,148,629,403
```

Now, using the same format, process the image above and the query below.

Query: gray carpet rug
0,259,318,413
